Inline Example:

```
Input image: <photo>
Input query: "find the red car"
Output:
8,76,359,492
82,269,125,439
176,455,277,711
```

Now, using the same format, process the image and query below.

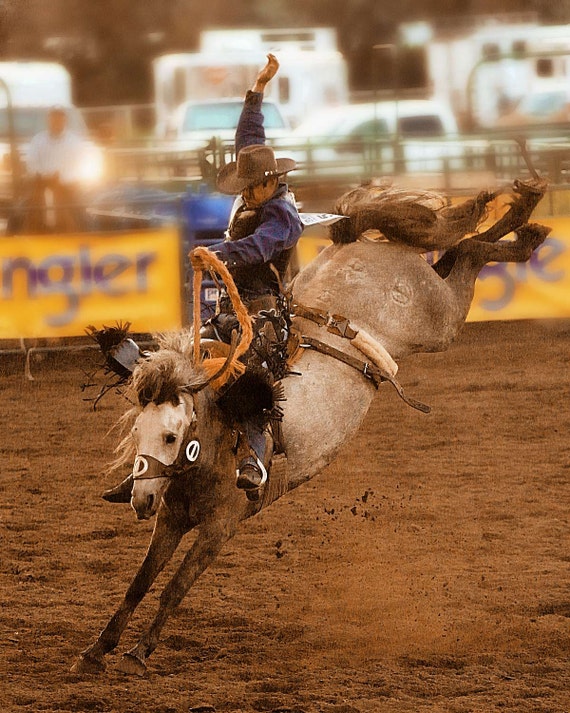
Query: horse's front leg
116,516,237,676
70,506,187,674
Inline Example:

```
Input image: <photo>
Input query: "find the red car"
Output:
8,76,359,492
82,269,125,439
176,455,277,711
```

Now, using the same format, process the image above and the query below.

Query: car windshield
0,106,87,140
517,91,567,116
182,101,286,132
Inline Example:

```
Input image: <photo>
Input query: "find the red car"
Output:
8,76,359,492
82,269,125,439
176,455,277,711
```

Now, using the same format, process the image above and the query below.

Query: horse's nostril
146,494,154,512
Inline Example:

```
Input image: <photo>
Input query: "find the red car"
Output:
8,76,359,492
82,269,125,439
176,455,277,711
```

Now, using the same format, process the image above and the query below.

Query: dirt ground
1,319,569,713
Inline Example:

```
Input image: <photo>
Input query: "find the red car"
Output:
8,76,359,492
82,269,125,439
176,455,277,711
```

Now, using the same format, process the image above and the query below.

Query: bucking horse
72,177,550,676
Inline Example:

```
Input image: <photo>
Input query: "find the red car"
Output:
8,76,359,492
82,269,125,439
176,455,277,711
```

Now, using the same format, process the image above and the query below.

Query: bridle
131,404,202,482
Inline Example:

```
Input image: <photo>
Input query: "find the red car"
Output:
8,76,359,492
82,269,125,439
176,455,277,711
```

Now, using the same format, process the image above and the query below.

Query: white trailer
153,27,349,137
0,61,73,108
423,21,570,128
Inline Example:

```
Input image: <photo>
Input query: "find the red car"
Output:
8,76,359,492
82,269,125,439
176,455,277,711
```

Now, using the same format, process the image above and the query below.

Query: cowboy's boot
236,428,272,502
102,474,133,503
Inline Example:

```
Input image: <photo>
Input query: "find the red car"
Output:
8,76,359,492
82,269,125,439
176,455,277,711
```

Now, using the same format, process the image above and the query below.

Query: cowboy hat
216,144,296,195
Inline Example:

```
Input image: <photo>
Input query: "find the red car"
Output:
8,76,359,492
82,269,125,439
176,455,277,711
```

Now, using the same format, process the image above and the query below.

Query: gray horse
72,178,550,676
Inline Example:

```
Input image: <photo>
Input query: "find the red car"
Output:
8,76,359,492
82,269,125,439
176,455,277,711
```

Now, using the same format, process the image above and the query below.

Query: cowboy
102,54,302,505
196,53,301,308
192,53,303,498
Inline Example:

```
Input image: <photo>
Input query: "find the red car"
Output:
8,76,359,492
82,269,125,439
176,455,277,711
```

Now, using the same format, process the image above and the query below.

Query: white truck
153,27,349,138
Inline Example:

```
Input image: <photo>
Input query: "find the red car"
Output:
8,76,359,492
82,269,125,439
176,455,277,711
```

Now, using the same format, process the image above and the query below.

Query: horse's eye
165,433,177,444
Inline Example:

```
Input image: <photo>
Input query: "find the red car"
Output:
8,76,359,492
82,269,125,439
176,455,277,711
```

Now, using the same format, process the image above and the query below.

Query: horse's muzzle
130,454,170,520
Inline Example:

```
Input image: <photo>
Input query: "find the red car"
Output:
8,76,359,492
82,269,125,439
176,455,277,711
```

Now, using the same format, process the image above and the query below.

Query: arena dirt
1,319,569,712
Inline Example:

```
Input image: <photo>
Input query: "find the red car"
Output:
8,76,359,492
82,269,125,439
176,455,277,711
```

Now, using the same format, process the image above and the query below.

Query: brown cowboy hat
216,144,296,195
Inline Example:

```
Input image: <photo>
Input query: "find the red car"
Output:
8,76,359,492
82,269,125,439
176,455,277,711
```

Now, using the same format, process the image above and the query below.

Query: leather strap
300,335,431,414
293,302,359,339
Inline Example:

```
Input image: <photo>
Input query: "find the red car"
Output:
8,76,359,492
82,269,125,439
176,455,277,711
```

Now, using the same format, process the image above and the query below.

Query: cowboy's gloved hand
252,53,279,91
189,249,211,272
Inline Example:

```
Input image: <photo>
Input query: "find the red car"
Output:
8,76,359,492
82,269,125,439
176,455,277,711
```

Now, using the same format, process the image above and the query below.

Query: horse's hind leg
433,178,547,278
116,519,235,676
456,222,550,266
443,222,551,321
70,509,186,674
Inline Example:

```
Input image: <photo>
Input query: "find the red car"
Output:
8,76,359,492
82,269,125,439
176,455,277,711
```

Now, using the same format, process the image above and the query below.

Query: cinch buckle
327,314,356,339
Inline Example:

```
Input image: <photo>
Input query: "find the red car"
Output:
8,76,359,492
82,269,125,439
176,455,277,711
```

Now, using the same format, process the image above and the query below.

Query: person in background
25,105,87,233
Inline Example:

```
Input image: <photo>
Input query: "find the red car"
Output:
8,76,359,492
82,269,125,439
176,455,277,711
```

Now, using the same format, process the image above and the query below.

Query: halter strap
132,408,203,482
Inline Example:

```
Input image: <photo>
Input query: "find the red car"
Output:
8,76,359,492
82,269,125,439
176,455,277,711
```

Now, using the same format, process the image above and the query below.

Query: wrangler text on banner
0,228,182,339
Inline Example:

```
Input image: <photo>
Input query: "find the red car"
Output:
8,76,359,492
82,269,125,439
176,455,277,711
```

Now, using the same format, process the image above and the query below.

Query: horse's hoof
116,652,147,677
517,223,551,251
70,652,106,674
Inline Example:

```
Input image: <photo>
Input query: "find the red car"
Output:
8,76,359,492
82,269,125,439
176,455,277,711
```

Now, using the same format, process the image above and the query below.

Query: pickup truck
162,97,291,148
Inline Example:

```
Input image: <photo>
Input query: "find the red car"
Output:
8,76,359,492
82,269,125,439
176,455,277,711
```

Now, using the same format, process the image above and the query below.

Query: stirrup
236,457,268,489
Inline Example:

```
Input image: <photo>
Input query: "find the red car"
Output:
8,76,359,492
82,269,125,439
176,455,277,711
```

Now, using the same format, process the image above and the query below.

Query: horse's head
129,393,195,519
125,334,238,520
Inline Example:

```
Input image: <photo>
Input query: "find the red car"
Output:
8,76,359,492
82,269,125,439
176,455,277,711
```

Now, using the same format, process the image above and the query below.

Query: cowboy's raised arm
235,54,279,155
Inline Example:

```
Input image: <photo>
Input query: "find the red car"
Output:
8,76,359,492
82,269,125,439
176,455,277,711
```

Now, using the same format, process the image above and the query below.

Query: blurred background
3,0,570,342
3,0,570,109
2,0,570,198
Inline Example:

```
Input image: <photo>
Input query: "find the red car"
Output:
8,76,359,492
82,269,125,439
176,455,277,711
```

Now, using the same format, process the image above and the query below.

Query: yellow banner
468,217,570,321
0,228,183,338
2,210,568,339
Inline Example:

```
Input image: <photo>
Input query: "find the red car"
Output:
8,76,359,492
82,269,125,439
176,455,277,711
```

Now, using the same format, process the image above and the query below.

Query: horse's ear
138,388,153,407
177,387,199,404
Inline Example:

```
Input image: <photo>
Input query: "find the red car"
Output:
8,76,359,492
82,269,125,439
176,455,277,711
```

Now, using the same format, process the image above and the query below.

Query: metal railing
2,127,569,208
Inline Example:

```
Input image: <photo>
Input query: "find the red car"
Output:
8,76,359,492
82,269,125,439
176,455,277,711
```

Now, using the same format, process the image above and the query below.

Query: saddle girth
291,302,430,414
299,336,430,414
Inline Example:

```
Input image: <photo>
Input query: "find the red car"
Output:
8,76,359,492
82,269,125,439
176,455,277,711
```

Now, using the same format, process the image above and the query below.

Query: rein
190,246,253,386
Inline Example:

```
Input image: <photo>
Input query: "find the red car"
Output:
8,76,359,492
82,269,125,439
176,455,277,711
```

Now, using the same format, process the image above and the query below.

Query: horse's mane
130,330,206,407
106,329,206,474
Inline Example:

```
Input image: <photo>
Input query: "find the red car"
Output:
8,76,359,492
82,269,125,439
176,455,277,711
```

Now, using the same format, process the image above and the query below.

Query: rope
192,265,202,365
189,246,253,387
